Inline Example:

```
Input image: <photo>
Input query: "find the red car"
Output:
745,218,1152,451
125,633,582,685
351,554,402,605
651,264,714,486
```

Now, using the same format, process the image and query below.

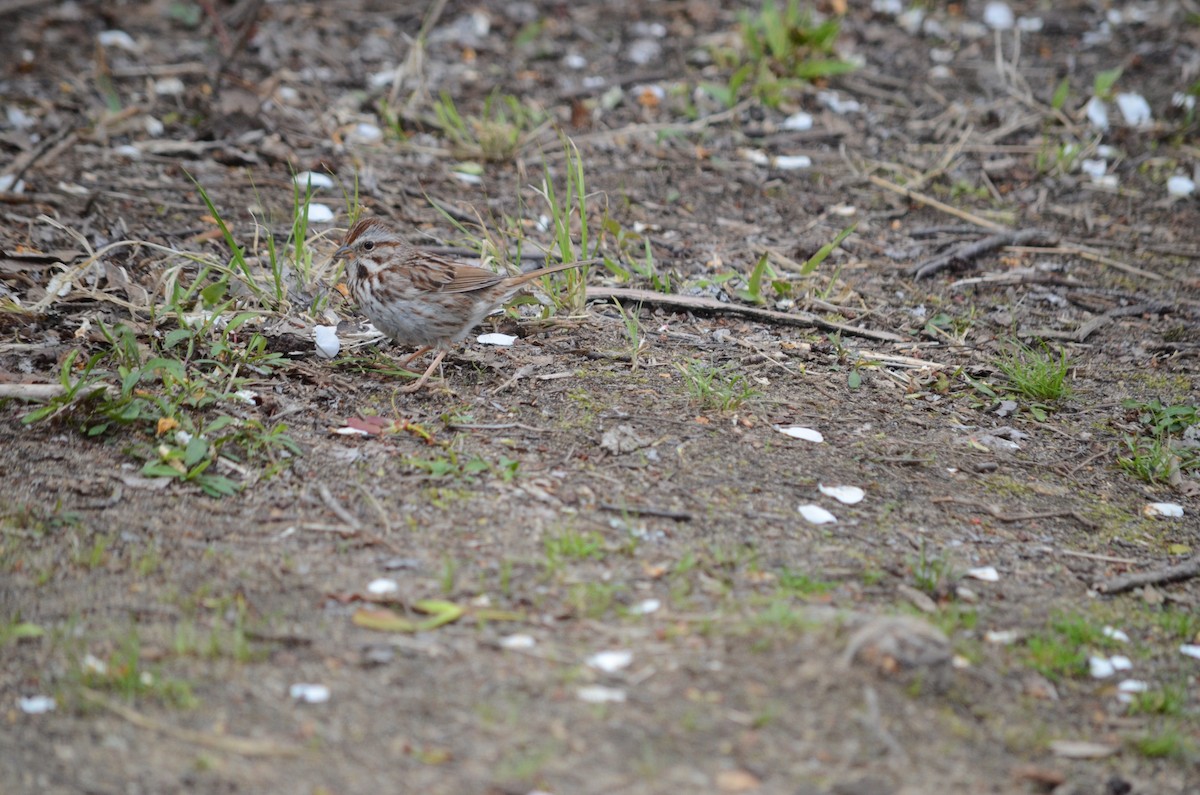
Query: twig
869,175,1007,232
1038,547,1139,565
933,497,1097,529
1095,556,1200,595
0,382,119,401
587,287,904,343
1020,302,1175,343
8,126,75,187
318,484,361,530
80,688,301,757
599,502,692,522
355,484,392,535
911,228,1057,278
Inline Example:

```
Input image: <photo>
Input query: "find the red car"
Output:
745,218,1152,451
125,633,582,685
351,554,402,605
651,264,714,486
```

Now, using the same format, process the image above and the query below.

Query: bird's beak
333,244,351,262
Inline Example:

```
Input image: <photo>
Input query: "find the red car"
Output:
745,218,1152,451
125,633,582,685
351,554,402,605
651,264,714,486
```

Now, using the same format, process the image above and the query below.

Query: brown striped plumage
333,217,584,391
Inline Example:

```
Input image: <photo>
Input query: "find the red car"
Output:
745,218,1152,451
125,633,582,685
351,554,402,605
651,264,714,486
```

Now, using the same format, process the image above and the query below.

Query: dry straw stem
80,688,302,757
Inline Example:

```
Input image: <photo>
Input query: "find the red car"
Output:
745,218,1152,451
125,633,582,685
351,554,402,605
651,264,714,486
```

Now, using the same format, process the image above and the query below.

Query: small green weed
79,630,196,708
1131,727,1192,760
995,343,1071,403
705,0,855,108
1116,399,1200,485
909,539,950,595
677,360,759,411
1127,683,1186,717
431,90,545,162
776,569,834,597
1022,612,1112,682
544,529,605,563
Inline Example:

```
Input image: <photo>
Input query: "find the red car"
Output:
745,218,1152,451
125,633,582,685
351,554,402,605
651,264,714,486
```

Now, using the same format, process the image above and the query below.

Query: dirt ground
2,1,1199,793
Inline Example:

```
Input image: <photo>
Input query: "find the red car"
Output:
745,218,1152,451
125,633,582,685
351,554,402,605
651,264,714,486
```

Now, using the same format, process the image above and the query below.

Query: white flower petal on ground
628,599,661,615
586,650,633,673
966,566,999,582
798,504,836,525
773,155,812,170
293,171,335,190
1180,644,1200,659
1115,93,1152,126
499,634,536,650
98,30,140,52
1080,159,1107,179
577,685,626,703
1167,176,1196,197
314,325,340,358
289,683,330,704
366,578,398,595
352,123,383,143
306,203,334,223
1110,655,1132,671
1085,96,1109,130
1116,679,1148,703
1102,626,1130,643
781,112,813,131
773,425,824,443
1144,502,1184,518
818,484,865,505
1089,656,1116,678
477,333,517,346
18,695,56,714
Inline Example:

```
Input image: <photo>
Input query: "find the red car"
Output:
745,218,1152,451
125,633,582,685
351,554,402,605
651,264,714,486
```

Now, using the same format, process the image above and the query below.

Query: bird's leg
401,346,433,368
398,350,446,392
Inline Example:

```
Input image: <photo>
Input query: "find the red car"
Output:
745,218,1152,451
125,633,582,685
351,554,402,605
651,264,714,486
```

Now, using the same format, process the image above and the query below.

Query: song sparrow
334,217,586,391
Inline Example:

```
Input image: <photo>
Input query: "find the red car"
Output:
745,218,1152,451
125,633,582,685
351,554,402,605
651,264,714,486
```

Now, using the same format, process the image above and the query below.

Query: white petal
577,685,626,703
773,155,812,170
1167,176,1196,197
798,504,836,524
366,578,398,595
289,683,330,703
966,566,999,582
773,425,824,442
477,333,517,346
586,650,633,673
98,30,140,52
1085,97,1109,130
1102,626,1129,643
781,112,813,131
1110,655,1132,671
306,203,334,223
499,634,536,649
1115,93,1152,126
628,599,661,615
314,325,341,358
1089,656,1115,678
1145,502,1184,517
1180,644,1200,659
294,171,334,190
818,484,865,505
18,695,56,714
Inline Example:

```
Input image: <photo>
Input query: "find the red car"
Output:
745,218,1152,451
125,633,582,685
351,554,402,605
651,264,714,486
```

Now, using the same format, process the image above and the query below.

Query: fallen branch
586,287,904,343
0,382,119,401
1020,302,1175,343
911,228,1057,278
1094,555,1200,595
80,688,302,757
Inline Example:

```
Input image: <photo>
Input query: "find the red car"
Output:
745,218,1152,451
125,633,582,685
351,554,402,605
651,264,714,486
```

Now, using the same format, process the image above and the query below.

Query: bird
334,216,587,391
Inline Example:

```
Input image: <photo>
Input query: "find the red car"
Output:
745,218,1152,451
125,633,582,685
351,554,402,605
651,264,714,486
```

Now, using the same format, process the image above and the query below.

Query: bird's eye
362,241,375,251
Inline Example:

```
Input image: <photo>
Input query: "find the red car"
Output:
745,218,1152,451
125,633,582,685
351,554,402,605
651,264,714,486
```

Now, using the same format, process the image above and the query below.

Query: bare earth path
1,2,1198,793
